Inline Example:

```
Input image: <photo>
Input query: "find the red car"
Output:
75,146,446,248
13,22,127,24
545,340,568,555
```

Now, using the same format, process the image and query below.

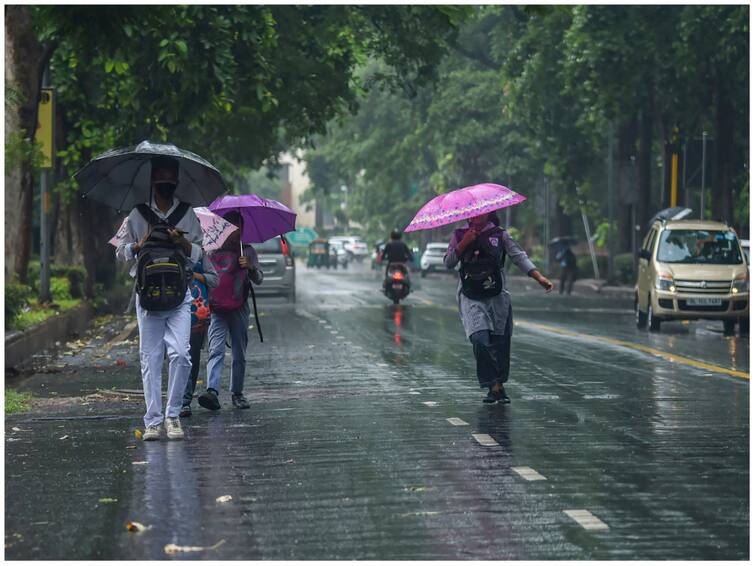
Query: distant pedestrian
115,155,204,441
179,250,219,418
556,245,577,295
444,212,553,404
198,211,263,412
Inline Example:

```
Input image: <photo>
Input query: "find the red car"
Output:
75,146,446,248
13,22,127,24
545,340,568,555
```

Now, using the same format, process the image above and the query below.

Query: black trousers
468,305,513,389
560,266,577,295
183,329,207,405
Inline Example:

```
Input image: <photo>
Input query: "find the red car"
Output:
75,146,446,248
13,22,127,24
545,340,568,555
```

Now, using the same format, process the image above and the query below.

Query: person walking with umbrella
78,141,228,441
405,183,553,404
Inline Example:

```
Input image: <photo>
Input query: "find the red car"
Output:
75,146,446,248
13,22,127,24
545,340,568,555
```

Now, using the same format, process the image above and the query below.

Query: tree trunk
5,6,54,283
636,108,653,231
712,86,735,224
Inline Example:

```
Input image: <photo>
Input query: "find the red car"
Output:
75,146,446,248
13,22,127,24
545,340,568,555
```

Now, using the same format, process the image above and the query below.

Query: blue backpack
189,262,211,333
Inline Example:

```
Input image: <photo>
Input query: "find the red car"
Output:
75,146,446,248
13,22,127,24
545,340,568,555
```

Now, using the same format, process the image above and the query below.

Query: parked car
330,236,369,262
328,239,350,269
420,242,452,277
742,239,750,265
254,235,296,302
634,218,748,335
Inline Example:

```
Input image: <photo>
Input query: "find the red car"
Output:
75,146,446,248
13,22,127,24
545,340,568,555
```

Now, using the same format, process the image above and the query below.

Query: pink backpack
208,250,249,312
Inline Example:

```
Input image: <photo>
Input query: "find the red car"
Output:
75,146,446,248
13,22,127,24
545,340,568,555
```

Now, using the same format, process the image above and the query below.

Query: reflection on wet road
5,261,749,559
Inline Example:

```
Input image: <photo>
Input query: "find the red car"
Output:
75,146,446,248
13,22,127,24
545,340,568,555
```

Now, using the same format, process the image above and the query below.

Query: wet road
5,261,749,559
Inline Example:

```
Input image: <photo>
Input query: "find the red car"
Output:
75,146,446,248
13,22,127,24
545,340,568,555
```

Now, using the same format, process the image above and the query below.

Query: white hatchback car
420,242,452,277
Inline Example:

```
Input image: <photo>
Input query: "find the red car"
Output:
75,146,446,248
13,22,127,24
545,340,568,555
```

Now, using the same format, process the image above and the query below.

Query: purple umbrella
404,183,526,232
208,194,297,243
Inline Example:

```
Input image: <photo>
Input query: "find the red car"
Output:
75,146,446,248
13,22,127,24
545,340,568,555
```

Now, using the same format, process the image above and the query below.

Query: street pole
607,120,615,281
576,186,600,280
543,175,550,274
38,68,53,304
670,126,679,207
700,131,707,219
682,141,688,207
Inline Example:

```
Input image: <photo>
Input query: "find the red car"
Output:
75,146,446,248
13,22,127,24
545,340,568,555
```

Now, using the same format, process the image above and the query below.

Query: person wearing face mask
115,155,204,441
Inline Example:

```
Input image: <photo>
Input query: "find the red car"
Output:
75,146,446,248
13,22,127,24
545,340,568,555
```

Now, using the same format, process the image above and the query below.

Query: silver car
420,242,452,277
254,236,296,302
330,236,369,262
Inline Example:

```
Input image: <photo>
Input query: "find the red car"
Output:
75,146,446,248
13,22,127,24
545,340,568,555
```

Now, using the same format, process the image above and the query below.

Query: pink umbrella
404,183,527,232
108,206,237,252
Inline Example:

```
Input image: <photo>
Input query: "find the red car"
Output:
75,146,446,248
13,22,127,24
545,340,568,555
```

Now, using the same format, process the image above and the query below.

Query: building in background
278,151,316,229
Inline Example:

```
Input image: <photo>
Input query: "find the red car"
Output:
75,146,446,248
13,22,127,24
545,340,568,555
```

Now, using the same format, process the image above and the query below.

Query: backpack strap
135,203,162,227
167,201,191,227
135,201,190,228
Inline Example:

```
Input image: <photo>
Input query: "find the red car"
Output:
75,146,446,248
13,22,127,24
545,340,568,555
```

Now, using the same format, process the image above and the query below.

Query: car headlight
732,273,749,294
655,272,675,292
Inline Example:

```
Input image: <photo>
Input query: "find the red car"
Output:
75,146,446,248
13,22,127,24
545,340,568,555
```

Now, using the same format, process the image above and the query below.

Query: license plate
392,283,403,290
687,298,722,307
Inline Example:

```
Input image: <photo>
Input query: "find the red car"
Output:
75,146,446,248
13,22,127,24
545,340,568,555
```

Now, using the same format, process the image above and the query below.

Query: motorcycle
382,262,411,305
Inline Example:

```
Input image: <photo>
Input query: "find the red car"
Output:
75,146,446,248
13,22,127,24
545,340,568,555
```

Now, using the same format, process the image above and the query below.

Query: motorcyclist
380,230,414,268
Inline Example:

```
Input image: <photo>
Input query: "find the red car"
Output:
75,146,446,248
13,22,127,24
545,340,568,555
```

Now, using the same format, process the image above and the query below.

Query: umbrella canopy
404,183,526,233
646,207,693,230
108,207,237,252
75,140,227,211
209,194,297,244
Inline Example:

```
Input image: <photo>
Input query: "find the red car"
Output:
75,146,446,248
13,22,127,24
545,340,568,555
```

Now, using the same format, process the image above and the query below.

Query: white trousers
136,290,192,428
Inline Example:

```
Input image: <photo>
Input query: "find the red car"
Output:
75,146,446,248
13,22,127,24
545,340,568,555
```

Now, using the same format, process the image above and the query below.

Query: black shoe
231,393,250,409
198,389,221,411
179,404,192,418
498,386,511,404
483,389,498,404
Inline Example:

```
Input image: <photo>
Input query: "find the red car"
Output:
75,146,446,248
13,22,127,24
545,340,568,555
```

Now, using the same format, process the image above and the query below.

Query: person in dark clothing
380,230,415,265
556,245,578,295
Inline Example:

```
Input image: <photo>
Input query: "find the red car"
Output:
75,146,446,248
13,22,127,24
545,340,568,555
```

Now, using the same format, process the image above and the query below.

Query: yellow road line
516,320,749,381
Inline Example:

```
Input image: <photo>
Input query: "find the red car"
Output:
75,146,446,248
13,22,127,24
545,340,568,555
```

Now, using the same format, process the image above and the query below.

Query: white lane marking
512,466,546,481
583,394,620,400
422,401,438,407
330,330,338,334
408,391,421,395
377,363,389,367
563,509,609,530
446,417,468,426
472,433,499,447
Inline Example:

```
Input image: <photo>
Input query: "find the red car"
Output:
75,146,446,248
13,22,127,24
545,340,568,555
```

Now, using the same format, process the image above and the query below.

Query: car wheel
635,296,647,328
648,301,661,332
723,319,737,335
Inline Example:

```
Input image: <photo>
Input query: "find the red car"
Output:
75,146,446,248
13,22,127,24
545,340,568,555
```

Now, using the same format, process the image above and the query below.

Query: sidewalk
507,275,634,300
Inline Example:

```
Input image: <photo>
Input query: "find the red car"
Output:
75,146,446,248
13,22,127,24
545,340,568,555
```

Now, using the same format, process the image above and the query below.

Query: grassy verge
12,299,82,331
5,389,32,414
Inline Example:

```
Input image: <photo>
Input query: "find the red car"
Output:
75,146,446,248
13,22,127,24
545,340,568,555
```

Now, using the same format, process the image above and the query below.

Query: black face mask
154,182,177,200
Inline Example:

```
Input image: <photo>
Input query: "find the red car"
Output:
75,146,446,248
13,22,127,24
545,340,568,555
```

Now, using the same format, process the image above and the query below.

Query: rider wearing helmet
380,230,415,266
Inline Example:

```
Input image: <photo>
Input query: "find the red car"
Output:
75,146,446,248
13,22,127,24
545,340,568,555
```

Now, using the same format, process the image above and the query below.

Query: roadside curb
5,302,95,371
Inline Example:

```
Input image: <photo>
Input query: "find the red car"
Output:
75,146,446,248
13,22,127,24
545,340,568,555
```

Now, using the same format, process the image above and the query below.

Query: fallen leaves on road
59,435,70,440
116,359,127,367
164,540,226,554
132,461,148,465
134,430,143,440
215,495,232,503
405,486,435,492
126,521,151,533
126,445,137,450
98,498,118,504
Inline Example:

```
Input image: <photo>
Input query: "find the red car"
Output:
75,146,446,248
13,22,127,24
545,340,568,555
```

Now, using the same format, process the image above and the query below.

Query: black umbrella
646,207,692,230
548,236,578,247
75,141,227,212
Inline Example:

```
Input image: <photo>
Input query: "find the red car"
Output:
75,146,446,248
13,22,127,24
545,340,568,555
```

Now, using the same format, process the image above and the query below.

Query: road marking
517,320,749,381
408,390,421,395
472,433,499,447
422,401,438,407
564,509,609,530
377,363,389,367
330,330,338,334
521,394,560,401
583,394,620,400
446,417,468,426
512,466,546,481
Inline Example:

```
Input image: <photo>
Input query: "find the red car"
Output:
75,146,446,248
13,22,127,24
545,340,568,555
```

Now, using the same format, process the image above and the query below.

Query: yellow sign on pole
35,88,54,169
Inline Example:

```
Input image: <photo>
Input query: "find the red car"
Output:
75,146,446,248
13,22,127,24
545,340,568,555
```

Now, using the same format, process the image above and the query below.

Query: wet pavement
5,261,749,559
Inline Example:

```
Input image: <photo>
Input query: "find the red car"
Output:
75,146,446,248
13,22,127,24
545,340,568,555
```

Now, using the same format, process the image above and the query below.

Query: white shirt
115,196,203,277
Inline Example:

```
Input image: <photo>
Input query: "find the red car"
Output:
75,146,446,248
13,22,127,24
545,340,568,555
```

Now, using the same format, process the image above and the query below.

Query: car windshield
657,229,743,265
425,245,446,253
